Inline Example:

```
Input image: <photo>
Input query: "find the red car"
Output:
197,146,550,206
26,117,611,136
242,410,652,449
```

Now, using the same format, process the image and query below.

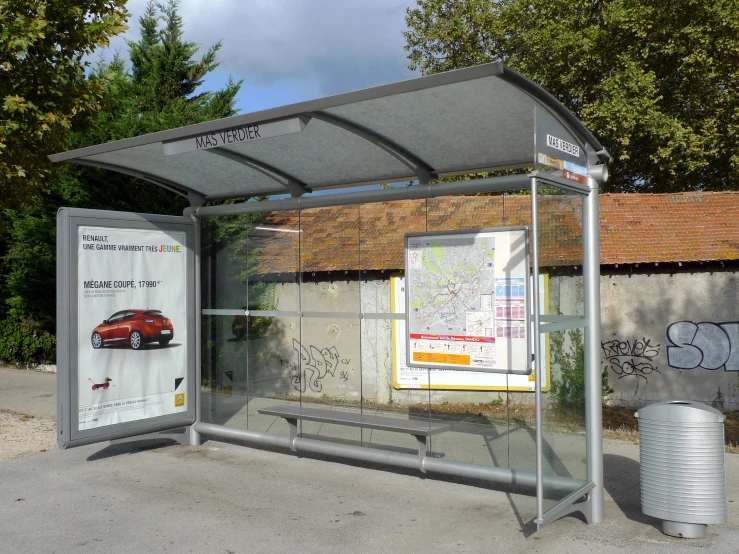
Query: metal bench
258,405,449,470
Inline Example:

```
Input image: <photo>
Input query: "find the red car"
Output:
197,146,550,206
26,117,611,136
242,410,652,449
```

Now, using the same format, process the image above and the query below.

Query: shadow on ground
603,453,661,531
86,428,189,462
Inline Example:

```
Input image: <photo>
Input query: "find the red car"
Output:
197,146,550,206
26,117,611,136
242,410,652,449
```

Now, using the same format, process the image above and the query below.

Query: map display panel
391,274,550,390
405,228,530,373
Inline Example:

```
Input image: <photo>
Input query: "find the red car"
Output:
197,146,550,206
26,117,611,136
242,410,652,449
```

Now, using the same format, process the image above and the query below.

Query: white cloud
99,0,416,96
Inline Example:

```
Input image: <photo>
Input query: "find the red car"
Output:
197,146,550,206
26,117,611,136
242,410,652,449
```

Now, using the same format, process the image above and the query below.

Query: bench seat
258,405,449,436
257,405,449,469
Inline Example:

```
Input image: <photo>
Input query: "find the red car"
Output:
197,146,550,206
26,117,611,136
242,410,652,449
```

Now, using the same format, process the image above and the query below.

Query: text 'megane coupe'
91,310,173,350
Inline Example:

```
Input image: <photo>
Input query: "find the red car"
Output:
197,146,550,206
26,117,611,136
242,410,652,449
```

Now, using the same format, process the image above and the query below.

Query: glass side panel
423,196,517,469
201,214,252,427
201,212,300,437
536,189,588,513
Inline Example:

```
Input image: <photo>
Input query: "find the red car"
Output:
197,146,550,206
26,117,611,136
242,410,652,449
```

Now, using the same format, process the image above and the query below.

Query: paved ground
0,367,56,418
1,368,737,553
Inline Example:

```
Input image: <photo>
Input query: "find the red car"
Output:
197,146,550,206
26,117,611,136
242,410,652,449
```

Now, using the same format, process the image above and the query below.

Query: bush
0,314,56,365
550,326,611,410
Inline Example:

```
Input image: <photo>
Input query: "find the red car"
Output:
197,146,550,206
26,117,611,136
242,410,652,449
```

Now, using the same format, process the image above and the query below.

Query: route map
392,275,550,390
405,229,529,372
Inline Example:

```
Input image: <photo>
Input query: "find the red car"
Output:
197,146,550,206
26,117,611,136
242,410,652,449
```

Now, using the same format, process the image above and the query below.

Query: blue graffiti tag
666,321,739,371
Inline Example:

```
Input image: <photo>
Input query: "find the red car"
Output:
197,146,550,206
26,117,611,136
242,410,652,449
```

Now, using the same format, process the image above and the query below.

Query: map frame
404,227,531,374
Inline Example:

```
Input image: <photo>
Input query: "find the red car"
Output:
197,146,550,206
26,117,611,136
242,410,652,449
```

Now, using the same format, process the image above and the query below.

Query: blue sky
99,0,418,114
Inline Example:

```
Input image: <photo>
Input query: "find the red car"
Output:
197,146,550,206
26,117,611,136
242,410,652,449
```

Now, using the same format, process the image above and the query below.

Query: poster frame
57,208,196,449
404,226,531,374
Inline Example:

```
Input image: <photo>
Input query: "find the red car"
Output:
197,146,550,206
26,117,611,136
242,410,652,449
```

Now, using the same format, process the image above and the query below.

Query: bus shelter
51,62,610,530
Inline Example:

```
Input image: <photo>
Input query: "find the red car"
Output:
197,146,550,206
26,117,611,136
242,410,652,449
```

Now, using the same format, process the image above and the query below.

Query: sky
99,0,418,114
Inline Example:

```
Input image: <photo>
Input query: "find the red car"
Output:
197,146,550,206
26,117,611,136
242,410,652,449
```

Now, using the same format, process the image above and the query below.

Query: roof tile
250,191,739,272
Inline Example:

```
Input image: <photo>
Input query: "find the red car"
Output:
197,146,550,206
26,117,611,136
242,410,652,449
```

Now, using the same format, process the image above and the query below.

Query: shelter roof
248,192,739,273
50,63,606,203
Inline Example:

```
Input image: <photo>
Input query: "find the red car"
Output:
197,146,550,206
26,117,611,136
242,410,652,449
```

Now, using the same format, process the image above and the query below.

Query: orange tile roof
250,191,739,273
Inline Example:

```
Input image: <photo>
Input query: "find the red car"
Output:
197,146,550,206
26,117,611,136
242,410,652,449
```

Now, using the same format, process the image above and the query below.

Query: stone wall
203,258,739,412
601,264,739,410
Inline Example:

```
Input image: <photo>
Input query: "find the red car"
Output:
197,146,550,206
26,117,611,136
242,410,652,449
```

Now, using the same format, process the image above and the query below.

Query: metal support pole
189,211,202,447
584,178,604,522
530,177,544,528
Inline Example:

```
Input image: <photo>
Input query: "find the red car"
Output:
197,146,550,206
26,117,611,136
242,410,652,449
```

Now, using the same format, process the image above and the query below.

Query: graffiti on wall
285,339,351,392
666,321,739,371
602,338,661,381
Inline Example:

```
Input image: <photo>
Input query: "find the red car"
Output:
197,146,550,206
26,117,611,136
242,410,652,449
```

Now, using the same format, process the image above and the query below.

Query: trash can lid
635,400,724,423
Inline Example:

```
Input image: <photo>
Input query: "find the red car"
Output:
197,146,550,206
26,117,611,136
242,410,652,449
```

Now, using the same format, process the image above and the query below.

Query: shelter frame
51,62,607,531
188,171,602,530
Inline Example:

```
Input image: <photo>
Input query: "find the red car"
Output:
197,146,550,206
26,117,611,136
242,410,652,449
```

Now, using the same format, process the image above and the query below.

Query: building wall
601,265,739,410
248,265,739,411
252,276,517,407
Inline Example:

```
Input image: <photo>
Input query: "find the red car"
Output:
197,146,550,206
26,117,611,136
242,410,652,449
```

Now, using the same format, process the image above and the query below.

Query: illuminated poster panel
57,209,195,449
404,228,531,374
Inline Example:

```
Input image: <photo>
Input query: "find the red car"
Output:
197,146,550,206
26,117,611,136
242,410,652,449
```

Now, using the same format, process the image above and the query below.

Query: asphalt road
1,368,737,553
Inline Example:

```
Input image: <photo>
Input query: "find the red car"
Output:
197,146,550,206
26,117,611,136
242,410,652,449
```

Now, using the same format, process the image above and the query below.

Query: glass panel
422,196,518,470
201,214,251,428
245,216,300,436
359,199,431,455
299,206,362,444
536,189,588,513
200,212,300,438
197,187,591,522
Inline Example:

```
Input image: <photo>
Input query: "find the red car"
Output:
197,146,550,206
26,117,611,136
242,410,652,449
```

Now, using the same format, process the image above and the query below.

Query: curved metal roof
49,63,608,205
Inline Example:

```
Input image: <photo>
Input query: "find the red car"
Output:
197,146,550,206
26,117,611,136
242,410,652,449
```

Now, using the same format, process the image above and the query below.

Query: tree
0,0,129,206
120,0,240,137
0,0,243,364
404,0,739,193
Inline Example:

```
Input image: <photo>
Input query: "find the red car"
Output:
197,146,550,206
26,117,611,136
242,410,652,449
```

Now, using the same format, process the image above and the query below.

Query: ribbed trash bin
636,401,727,538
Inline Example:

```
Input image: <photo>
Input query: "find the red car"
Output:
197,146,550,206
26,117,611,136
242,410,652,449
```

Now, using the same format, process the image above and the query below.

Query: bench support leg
415,435,427,473
287,418,298,452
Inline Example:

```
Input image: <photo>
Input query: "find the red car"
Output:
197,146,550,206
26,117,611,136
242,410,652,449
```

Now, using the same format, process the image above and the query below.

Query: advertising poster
405,228,530,373
77,226,188,431
392,274,550,391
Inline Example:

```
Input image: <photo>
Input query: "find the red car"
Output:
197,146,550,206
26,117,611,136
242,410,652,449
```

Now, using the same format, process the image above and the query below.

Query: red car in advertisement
91,310,174,350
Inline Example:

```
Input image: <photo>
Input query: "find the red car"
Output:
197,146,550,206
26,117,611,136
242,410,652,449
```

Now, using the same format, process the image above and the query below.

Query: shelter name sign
162,117,306,156
546,134,580,158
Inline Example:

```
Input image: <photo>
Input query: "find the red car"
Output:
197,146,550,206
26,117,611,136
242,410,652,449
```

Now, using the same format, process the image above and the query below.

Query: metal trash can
635,401,727,538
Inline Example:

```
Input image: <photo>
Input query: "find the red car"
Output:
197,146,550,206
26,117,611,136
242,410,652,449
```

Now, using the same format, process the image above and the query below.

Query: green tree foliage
550,326,611,410
118,0,240,136
404,0,739,192
0,0,242,364
0,0,129,206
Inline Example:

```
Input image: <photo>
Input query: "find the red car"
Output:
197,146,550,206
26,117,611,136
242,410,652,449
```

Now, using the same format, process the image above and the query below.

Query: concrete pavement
0,368,737,553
